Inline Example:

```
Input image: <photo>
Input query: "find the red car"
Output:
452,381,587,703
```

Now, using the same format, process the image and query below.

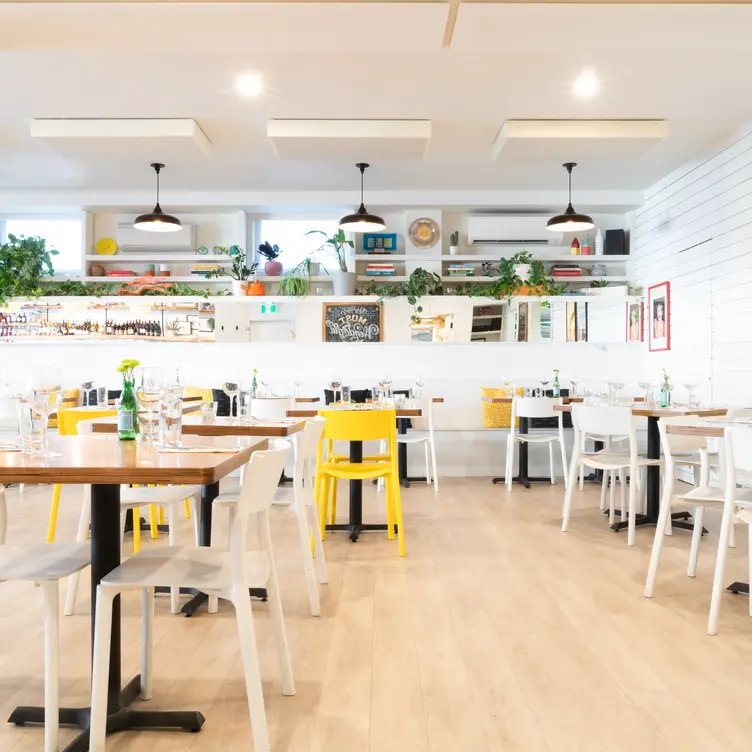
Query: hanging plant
0,234,58,305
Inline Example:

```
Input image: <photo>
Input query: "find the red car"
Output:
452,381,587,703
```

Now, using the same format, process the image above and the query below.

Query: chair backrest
657,415,707,458
572,405,636,443
512,397,562,420
724,406,752,421
294,417,326,508
59,408,117,436
251,397,294,420
318,408,397,443
229,441,290,583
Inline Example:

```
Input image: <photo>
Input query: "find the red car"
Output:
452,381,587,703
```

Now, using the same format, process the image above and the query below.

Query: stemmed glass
293,377,303,398
329,377,342,405
413,374,425,399
378,377,393,406
683,382,698,407
637,379,651,405
136,367,165,443
539,377,550,398
612,378,626,405
222,377,240,419
569,377,579,398
502,376,513,396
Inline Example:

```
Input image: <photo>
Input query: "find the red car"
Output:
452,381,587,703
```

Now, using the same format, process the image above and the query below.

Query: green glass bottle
251,369,258,398
553,369,561,398
117,379,138,441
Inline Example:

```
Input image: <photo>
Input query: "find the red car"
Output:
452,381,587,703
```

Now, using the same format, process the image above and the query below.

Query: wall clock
408,218,440,249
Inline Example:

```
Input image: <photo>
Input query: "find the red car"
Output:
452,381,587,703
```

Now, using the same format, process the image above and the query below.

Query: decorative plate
408,218,440,249
96,237,118,255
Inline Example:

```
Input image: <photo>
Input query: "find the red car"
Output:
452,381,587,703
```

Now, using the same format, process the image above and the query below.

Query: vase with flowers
116,359,140,440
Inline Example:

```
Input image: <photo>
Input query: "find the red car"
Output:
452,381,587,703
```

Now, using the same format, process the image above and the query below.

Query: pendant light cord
151,162,164,209
564,161,576,210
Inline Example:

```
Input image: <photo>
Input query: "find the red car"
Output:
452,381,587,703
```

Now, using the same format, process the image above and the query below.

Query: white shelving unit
84,254,233,263
82,276,227,284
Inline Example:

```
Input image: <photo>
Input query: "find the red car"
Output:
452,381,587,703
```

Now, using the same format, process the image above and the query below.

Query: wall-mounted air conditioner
467,216,552,245
115,222,195,252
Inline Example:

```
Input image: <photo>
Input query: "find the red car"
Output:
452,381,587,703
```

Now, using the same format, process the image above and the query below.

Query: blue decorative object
363,233,397,253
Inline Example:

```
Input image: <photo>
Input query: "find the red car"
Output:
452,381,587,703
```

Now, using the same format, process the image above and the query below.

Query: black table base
492,417,555,488
728,582,750,595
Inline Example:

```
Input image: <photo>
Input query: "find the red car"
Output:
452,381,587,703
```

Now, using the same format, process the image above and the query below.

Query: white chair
217,417,328,616
397,398,439,492
505,397,568,492
562,405,661,546
251,396,294,420
89,441,294,752
0,487,89,752
64,418,201,616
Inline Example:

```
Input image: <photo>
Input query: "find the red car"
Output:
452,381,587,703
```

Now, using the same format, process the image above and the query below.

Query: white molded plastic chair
216,417,328,616
0,487,89,752
505,397,568,492
397,398,439,492
64,418,201,616
251,397,294,420
89,441,294,752
562,405,661,546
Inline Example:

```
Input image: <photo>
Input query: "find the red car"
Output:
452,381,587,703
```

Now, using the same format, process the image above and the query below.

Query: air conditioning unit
115,222,195,252
467,216,553,245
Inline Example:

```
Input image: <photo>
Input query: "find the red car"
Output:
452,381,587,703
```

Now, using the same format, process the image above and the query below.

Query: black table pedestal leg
492,417,550,487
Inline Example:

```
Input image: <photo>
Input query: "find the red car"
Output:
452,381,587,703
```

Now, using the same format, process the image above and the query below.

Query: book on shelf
366,271,396,277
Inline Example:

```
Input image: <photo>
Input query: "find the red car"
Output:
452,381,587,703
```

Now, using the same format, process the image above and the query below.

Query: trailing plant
278,258,312,298
494,251,561,300
258,241,281,261
42,280,118,297
204,245,257,281
0,234,58,305
449,230,459,246
306,229,353,273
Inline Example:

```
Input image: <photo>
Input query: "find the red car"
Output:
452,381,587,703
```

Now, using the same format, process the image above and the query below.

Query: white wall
630,122,752,405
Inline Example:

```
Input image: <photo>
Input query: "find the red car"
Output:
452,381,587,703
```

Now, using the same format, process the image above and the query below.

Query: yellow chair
315,409,405,556
47,389,79,430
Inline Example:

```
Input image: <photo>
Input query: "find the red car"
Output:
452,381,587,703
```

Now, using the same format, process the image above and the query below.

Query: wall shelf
82,276,227,284
85,254,233,263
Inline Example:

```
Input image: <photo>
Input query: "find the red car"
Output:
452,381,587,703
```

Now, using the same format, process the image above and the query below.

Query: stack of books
552,264,583,278
365,263,396,277
105,269,137,277
191,264,221,277
448,264,475,278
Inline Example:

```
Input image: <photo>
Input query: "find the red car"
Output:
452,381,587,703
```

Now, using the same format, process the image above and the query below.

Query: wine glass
612,379,626,404
637,379,651,405
378,377,393,405
136,367,165,443
413,373,425,399
222,377,240,419
329,377,342,405
569,376,579,398
683,381,698,407
539,377,550,398
164,367,185,404
293,377,303,398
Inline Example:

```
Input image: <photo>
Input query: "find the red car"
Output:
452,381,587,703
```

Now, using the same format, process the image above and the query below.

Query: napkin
159,446,241,454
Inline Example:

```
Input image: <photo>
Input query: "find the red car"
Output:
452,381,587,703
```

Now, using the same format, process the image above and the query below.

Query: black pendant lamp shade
133,163,182,233
339,163,386,233
547,162,594,232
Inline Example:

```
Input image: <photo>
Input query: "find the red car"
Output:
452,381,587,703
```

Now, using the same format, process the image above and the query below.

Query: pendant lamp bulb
133,162,182,233
546,161,594,233
339,162,386,233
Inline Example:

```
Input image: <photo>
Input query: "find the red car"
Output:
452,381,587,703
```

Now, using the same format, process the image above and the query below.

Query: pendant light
133,163,182,233
339,163,385,233
547,162,594,232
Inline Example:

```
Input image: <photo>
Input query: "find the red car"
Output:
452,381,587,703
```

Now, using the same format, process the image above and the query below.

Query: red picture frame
625,301,644,342
647,281,670,352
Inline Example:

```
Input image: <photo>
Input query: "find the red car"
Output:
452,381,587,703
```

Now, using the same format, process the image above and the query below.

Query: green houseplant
0,234,58,305
204,245,257,296
279,258,313,298
449,230,460,256
258,241,283,276
306,229,356,296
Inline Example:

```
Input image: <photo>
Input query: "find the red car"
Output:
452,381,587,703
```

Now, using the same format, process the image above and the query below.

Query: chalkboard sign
322,303,383,343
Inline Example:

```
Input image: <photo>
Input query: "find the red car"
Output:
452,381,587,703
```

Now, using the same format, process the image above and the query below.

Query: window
1,217,84,273
256,219,342,273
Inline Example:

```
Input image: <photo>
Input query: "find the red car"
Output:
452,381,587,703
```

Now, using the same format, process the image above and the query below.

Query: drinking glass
569,377,579,398
637,379,651,405
238,390,252,419
19,403,46,453
341,386,352,405
378,378,393,405
683,382,698,408
413,374,425,399
80,380,94,407
201,400,219,420
293,378,303,398
136,367,165,443
394,393,406,408
539,378,550,398
329,377,342,405
222,377,240,418
96,387,107,408
161,398,183,448
612,379,626,405
25,368,62,453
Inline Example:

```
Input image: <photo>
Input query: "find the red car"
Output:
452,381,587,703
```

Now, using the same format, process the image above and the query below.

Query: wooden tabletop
665,419,752,438
92,416,306,438
483,396,586,404
0,435,267,485
553,404,727,419
288,408,423,418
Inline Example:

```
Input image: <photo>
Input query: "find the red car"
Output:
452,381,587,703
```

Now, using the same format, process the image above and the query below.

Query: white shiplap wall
631,122,752,405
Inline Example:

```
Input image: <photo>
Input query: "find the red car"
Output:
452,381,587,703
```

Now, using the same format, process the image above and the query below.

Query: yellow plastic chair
315,409,405,556
47,389,79,429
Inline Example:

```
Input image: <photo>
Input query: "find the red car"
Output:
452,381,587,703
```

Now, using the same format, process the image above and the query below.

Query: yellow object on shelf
96,237,118,255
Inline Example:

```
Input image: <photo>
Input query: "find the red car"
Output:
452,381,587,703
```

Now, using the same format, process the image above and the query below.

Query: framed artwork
517,302,529,342
648,281,670,352
566,302,577,342
363,233,397,253
626,301,644,342
576,302,588,342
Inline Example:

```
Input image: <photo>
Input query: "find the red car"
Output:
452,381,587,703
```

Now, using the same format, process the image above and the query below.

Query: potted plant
204,245,257,297
491,251,561,300
165,319,182,338
0,234,58,305
279,258,313,298
258,241,283,276
306,228,355,296
449,230,460,256
589,279,628,297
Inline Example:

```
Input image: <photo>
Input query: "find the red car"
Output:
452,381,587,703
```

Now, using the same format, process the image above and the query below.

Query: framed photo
626,301,644,342
648,281,670,351
566,302,577,343
362,233,397,253
576,302,588,342
516,302,529,342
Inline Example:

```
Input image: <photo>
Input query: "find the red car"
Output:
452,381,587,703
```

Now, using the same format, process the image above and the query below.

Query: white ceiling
0,2,750,207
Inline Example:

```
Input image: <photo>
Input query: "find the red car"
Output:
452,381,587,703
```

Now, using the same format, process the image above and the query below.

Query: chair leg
318,475,330,540
708,496,736,635
430,436,439,494
748,524,752,618
141,587,154,700
47,484,62,543
424,441,431,487
599,471,608,512
265,548,296,695
167,505,180,615
329,478,338,525
294,501,320,616
41,580,59,752
579,462,585,492
132,507,141,553
64,485,92,616
619,469,626,521
385,479,395,540
190,495,201,546
183,497,192,519
548,442,555,485
644,473,675,598
505,438,514,492
559,438,568,492
232,588,272,752
627,470,638,546
392,476,406,557
307,505,328,584
0,488,6,546
561,451,580,532
90,587,116,752
729,521,737,548
149,504,159,539
688,505,704,578
608,471,617,526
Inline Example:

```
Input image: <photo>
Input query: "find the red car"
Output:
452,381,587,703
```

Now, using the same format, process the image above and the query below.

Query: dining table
287,403,437,542
555,403,727,533
91,415,306,615
0,433,265,752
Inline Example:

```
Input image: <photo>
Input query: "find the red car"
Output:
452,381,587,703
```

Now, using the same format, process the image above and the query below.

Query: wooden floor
1,477,752,752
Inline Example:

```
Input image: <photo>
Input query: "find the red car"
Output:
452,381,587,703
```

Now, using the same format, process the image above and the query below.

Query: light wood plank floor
1,477,752,752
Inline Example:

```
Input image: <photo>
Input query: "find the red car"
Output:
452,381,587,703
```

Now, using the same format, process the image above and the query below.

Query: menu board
322,302,383,343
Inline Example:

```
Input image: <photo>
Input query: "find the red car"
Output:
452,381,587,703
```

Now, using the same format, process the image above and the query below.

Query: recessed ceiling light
573,69,599,98
235,72,264,98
